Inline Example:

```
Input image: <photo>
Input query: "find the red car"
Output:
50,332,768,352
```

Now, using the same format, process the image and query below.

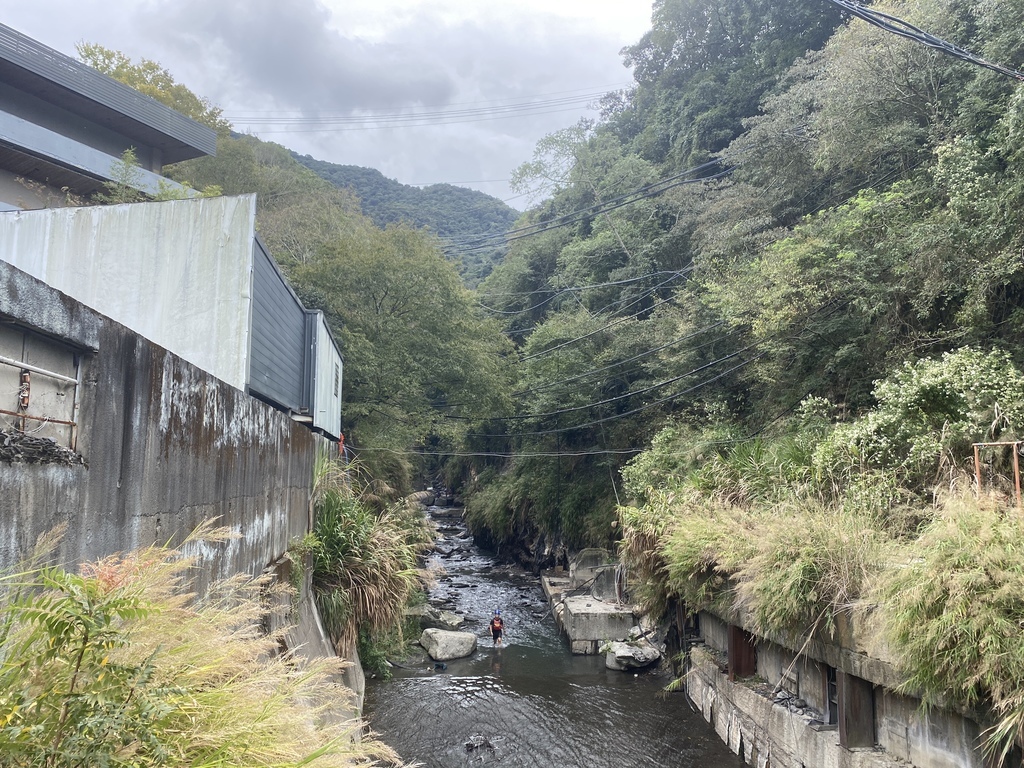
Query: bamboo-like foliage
309,458,433,651
876,496,1024,764
0,524,402,767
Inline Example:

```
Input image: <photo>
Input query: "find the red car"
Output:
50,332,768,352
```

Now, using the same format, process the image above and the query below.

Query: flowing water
365,508,743,768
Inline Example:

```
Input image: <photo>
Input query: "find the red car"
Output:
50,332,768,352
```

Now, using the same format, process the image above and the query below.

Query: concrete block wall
688,648,906,768
691,608,993,768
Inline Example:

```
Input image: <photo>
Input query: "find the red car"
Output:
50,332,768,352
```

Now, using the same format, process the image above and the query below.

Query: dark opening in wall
727,624,756,681
825,665,839,725
839,671,875,749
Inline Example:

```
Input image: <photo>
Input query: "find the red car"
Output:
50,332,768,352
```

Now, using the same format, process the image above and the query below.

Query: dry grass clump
876,494,1024,764
731,502,890,636
0,525,401,768
620,493,891,637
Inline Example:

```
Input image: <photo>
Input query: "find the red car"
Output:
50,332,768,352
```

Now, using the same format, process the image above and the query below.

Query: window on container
0,322,81,450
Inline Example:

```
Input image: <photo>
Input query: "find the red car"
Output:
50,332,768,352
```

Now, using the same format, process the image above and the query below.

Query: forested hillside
293,155,518,285
454,0,1024,758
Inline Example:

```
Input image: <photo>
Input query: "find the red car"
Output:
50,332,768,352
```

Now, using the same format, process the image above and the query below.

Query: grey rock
604,641,661,671
419,628,477,661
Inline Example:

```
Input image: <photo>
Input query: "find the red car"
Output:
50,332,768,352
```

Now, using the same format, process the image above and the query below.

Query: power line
444,158,732,254
517,276,689,364
827,0,1024,81
469,352,766,439
223,83,633,120
457,341,754,424
476,270,683,303
512,321,731,398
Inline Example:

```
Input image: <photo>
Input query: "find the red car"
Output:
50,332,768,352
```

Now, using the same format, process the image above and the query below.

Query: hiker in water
489,609,504,646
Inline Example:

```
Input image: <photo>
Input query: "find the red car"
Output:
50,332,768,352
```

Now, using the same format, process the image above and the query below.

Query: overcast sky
5,1,654,207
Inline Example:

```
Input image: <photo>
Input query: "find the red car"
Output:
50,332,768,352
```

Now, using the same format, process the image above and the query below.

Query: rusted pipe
0,408,77,427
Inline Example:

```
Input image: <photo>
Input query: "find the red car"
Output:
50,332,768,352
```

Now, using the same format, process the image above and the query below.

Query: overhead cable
826,0,1024,81
443,159,733,255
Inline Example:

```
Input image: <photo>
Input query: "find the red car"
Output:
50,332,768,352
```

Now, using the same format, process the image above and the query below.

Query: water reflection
365,508,742,768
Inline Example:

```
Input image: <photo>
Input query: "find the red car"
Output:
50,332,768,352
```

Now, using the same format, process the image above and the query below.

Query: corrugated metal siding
0,24,216,160
249,239,306,412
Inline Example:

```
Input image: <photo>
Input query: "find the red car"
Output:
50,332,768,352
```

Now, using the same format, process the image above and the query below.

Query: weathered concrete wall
0,259,313,593
877,689,981,768
692,609,991,768
0,196,256,392
689,647,905,768
701,611,729,655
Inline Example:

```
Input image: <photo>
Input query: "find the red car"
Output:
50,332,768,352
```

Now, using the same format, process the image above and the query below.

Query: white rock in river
419,628,478,661
605,641,661,671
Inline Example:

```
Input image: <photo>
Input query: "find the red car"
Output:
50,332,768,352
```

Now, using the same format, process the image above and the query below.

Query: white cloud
2,0,653,205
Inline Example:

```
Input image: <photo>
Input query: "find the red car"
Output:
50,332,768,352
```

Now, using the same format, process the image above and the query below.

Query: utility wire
477,270,684,301
517,289,683,364
443,158,732,254
470,352,766,439
224,84,632,122
827,0,1024,80
454,341,753,423
512,321,732,398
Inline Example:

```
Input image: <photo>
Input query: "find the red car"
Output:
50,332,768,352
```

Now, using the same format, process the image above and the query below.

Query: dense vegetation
79,0,1024,754
293,156,518,285
451,0,1024,757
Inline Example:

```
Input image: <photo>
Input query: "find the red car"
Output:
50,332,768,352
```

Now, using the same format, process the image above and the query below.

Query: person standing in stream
489,609,504,646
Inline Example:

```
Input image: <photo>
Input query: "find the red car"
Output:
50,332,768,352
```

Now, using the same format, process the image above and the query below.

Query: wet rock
405,604,465,631
604,641,661,671
465,734,493,751
419,628,477,661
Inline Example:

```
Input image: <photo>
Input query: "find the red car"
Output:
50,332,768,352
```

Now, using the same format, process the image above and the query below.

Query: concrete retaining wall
691,609,992,768
689,647,906,768
0,258,314,594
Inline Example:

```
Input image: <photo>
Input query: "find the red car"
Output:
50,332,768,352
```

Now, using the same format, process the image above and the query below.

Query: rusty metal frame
0,353,80,439
973,441,1023,509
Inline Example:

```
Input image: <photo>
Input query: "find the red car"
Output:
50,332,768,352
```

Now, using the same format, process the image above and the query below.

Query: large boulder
604,641,661,671
419,628,477,661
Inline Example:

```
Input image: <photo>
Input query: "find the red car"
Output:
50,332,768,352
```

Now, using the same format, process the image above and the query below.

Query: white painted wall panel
311,311,343,439
0,195,256,391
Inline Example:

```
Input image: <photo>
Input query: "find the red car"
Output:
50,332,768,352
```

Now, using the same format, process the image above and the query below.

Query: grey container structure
0,23,216,209
0,24,343,442
249,236,343,440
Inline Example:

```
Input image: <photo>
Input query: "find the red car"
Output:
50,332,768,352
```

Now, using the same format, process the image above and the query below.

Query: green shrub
0,527,398,767
309,459,432,653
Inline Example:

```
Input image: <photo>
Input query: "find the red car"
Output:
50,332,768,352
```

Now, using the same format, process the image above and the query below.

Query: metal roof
0,24,216,163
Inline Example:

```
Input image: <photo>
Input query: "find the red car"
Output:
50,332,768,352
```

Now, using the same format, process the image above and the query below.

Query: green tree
77,43,231,134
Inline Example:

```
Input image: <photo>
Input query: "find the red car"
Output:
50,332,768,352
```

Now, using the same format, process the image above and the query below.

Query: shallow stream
365,507,742,768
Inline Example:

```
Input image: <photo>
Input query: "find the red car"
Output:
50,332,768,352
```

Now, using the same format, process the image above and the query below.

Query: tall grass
0,526,401,767
876,495,1024,764
309,458,432,658
625,496,889,636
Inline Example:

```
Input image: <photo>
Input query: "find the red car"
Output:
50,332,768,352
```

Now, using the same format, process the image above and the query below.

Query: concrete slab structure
542,571,634,655
688,610,1001,767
